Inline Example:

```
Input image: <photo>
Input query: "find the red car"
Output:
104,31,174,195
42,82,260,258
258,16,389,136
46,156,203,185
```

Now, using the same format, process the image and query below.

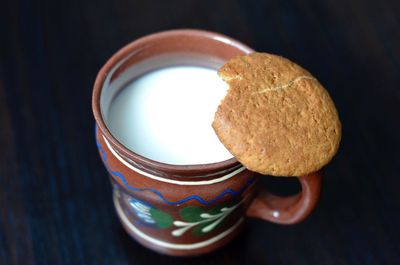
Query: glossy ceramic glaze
92,29,323,256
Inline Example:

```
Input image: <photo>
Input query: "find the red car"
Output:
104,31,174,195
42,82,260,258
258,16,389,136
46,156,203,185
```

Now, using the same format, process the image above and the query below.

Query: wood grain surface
1,0,400,264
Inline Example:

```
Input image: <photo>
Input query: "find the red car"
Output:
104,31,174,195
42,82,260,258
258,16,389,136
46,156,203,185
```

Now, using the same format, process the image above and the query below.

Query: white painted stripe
114,194,244,250
103,136,246,186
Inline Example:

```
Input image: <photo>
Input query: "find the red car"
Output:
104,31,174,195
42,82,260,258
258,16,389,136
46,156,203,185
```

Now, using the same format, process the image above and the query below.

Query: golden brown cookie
212,52,341,176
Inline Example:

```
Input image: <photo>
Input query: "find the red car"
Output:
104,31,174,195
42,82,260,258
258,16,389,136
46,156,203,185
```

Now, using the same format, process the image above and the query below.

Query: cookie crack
253,75,316,94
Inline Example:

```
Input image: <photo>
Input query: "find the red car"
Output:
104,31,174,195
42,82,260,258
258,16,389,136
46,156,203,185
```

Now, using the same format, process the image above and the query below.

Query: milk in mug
107,66,233,165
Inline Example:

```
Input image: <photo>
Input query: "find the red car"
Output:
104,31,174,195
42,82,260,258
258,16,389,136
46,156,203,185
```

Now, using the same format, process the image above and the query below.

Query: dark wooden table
1,0,400,264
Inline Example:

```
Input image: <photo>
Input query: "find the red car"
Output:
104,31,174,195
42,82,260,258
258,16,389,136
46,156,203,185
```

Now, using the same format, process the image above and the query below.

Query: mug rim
92,29,254,174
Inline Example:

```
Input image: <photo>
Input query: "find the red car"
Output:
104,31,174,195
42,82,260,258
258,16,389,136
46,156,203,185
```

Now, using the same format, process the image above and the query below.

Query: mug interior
93,29,253,170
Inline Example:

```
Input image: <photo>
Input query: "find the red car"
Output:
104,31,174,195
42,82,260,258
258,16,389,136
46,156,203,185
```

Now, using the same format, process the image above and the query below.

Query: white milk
107,66,233,165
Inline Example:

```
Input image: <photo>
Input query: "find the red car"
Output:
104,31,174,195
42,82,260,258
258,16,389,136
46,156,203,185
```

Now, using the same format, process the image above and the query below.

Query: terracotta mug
92,29,322,256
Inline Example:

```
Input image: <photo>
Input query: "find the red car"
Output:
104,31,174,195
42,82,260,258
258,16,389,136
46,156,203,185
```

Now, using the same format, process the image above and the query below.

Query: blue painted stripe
95,135,254,205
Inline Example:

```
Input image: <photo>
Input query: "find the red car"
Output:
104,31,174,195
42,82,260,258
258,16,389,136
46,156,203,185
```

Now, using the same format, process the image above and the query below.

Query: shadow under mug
92,29,322,256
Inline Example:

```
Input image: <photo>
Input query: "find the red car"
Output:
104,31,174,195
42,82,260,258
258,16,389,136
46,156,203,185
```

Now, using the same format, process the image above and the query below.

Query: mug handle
246,170,323,224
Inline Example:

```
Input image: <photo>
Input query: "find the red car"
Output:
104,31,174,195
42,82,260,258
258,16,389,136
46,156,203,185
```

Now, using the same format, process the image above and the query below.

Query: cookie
212,52,341,176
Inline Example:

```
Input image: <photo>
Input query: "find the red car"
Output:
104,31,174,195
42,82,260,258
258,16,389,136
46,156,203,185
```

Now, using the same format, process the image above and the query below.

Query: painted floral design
125,198,240,237
171,203,240,237
118,185,241,237
128,198,173,228
129,198,156,225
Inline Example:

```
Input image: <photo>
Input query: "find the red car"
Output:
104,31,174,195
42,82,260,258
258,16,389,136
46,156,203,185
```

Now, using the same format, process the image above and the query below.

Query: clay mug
92,29,323,256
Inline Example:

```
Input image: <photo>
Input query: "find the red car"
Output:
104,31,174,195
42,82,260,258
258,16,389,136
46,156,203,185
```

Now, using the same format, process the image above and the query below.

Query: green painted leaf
179,206,204,222
208,202,234,215
150,208,173,228
193,222,212,236
208,205,224,215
